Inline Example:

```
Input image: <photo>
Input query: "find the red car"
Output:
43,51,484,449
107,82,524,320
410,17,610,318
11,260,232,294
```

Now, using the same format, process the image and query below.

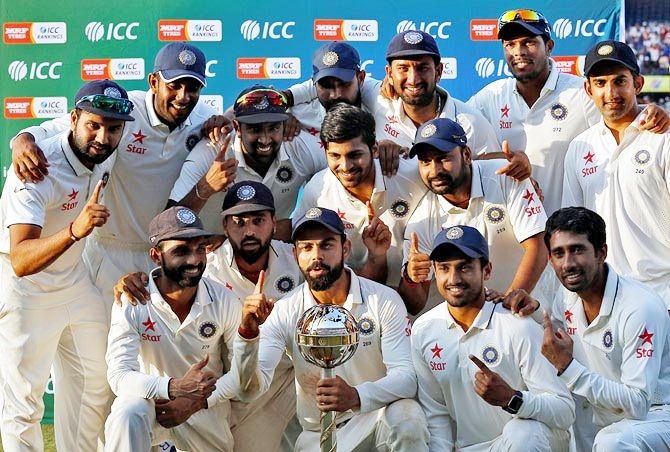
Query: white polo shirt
170,131,327,233
403,160,547,311
0,132,112,307
15,90,216,247
294,159,427,286
467,61,601,216
412,301,574,450
245,270,416,432
205,239,303,302
106,269,256,409
374,86,500,154
562,113,670,306
551,266,670,427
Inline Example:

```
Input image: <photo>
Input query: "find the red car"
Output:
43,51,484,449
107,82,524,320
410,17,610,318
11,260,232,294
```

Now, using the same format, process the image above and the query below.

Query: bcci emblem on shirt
198,321,218,339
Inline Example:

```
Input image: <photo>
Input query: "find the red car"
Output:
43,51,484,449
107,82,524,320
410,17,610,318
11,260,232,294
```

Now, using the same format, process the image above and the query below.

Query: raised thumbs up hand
241,270,275,337
168,355,218,401
495,140,531,181
361,201,392,258
199,132,237,199
70,179,110,240
405,231,431,283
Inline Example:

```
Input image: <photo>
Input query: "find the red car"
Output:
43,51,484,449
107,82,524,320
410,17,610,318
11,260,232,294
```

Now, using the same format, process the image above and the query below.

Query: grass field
0,424,56,451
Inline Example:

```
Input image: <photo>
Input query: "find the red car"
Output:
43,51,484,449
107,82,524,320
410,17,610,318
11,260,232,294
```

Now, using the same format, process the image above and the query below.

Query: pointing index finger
254,269,266,294
90,179,104,204
469,354,491,373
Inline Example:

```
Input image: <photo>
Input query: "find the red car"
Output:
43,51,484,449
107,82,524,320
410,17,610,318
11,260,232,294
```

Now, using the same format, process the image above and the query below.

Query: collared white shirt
106,269,255,409
170,131,327,232
562,113,670,306
467,60,601,216
412,301,574,450
551,265,670,427
294,159,427,286
205,239,303,302
14,90,216,246
244,270,415,431
0,132,112,307
403,160,547,311
374,86,500,154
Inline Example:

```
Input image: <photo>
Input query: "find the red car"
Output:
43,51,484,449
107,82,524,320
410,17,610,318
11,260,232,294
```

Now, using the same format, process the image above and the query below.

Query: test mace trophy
296,304,359,452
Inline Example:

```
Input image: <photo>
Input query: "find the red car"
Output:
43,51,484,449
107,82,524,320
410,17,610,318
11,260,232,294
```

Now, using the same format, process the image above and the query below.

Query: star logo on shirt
142,317,157,332
386,114,398,124
500,104,510,118
522,189,535,205
583,151,595,165
132,130,147,144
224,281,233,291
306,127,319,136
336,209,347,220
318,140,325,149
639,328,654,345
67,188,79,201
565,310,573,323
430,343,443,359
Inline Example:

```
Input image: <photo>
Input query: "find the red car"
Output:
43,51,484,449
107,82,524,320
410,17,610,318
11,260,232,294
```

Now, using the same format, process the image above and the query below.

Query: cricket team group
1,7,670,452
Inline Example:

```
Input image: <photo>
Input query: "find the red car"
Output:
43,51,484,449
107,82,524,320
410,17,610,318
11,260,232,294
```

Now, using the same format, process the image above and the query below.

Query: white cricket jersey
0,132,111,307
374,86,500,153
106,269,256,409
294,159,427,286
245,270,416,432
551,265,670,427
562,114,670,306
412,301,574,450
205,239,303,302
403,160,547,310
467,60,601,216
15,90,216,247
170,131,327,232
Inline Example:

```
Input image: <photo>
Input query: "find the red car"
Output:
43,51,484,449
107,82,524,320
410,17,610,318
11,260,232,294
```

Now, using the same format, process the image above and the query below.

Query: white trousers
0,289,110,452
294,398,428,452
460,418,570,452
592,405,670,452
104,396,234,452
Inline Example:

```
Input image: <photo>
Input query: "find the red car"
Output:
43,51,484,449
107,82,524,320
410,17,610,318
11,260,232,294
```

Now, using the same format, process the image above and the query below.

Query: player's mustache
241,237,262,246
307,262,331,272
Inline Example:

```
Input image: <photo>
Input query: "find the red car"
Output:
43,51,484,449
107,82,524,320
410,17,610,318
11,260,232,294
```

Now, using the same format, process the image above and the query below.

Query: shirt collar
300,267,362,312
60,133,93,177
444,300,496,332
372,160,387,194
436,163,483,211
597,264,620,319
148,267,213,313
392,85,452,121
144,90,192,130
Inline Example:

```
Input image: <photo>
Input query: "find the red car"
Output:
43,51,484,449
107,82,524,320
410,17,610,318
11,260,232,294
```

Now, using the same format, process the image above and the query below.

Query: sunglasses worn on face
235,89,287,109
76,94,134,114
498,9,545,27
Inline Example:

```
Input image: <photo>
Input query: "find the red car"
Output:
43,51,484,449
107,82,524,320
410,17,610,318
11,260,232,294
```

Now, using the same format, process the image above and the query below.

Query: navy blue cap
74,80,135,121
222,181,275,216
149,207,213,245
497,9,551,40
409,118,467,158
584,40,640,77
234,85,289,124
292,207,346,240
386,30,440,62
312,42,361,83
430,225,489,261
153,42,207,87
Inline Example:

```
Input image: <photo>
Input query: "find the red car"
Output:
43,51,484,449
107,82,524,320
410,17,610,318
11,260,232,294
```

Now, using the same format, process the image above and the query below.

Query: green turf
0,424,56,452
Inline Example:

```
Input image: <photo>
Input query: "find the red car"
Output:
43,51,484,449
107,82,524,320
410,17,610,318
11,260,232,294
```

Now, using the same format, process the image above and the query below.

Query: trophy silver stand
296,304,359,452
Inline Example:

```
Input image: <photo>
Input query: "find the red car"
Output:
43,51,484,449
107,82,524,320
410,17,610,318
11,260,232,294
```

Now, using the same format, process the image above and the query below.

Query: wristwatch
502,390,523,414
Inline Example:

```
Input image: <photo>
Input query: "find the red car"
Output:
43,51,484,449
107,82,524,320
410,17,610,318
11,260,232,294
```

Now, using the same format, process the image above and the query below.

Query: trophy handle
320,367,337,452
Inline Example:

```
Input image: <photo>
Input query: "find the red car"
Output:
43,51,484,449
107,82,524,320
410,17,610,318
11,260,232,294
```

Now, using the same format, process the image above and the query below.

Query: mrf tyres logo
552,18,607,39
84,22,139,42
240,20,295,40
8,61,62,81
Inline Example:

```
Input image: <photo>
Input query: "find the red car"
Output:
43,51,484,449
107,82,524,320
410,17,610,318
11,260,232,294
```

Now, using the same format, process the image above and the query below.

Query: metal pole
320,367,337,452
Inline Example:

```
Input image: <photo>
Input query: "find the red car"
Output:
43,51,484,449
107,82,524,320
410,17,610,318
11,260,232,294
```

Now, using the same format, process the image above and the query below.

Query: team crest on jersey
549,103,568,121
322,51,339,66
179,49,197,66
305,207,322,219
602,329,613,350
198,321,218,339
357,316,376,335
445,226,463,240
237,185,256,200
103,87,122,98
484,206,505,224
481,345,500,366
390,199,410,218
176,208,197,224
186,133,200,151
404,31,423,44
633,149,651,167
276,165,293,183
275,275,295,293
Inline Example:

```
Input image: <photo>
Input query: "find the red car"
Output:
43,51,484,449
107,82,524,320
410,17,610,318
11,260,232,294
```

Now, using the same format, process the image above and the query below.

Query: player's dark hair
320,104,376,151
544,207,606,251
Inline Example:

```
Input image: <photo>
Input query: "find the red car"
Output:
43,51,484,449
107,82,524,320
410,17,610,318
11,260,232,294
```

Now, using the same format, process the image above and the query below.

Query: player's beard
427,165,469,196
442,280,484,308
321,91,362,112
511,58,549,83
71,138,115,166
399,83,435,107
230,236,272,265
302,260,345,292
161,260,205,288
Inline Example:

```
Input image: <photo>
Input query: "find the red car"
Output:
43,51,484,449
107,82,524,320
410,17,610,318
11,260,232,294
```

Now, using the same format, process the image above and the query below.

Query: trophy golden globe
296,304,359,452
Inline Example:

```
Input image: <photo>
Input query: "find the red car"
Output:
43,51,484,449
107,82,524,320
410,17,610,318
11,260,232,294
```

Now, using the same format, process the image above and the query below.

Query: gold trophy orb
296,304,359,369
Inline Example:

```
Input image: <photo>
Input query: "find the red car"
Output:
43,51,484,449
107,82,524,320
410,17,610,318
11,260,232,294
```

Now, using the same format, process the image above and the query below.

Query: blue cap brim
386,49,440,61
313,67,357,83
498,22,548,40
159,70,206,87
429,242,487,261
409,140,461,158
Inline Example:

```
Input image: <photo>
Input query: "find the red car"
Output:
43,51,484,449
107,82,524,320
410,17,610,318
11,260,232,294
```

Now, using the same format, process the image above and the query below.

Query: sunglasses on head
235,89,287,109
498,9,546,28
75,94,134,115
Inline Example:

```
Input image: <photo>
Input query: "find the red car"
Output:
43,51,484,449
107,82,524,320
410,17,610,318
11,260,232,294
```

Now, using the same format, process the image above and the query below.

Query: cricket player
238,207,428,451
412,225,574,451
542,207,670,451
169,85,326,240
562,40,670,307
10,42,219,306
295,104,427,286
0,80,135,451
468,9,670,216
104,206,263,451
399,118,550,315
